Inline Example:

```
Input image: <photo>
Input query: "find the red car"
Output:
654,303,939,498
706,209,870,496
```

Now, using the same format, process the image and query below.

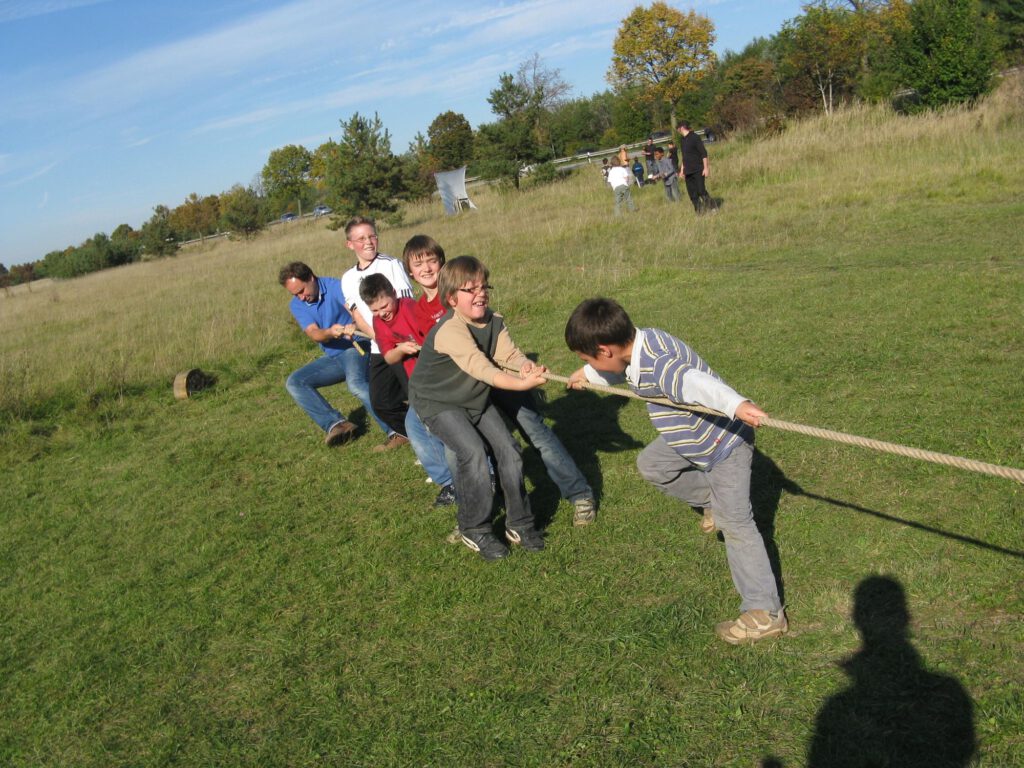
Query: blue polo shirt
289,276,359,357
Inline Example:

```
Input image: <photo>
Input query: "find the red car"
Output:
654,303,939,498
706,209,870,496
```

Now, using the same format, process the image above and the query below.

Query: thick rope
532,369,1024,485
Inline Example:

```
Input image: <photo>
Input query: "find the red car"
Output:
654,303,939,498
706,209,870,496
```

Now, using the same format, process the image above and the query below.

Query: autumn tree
779,3,864,114
169,193,220,241
608,3,716,131
262,144,313,217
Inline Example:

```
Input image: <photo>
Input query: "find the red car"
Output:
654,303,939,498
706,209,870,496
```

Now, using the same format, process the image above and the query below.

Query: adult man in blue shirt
279,261,389,446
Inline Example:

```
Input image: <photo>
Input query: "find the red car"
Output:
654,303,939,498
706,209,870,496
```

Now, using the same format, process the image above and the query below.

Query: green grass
2,76,1023,766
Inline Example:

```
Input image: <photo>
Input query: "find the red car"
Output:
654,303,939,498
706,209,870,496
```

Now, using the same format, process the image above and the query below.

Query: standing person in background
643,137,656,180
653,147,681,203
607,157,637,216
678,121,717,214
666,140,680,173
631,156,645,187
617,144,629,167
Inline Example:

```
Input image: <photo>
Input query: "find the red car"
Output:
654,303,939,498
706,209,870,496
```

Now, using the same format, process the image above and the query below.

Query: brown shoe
324,420,356,446
371,433,410,453
715,609,788,645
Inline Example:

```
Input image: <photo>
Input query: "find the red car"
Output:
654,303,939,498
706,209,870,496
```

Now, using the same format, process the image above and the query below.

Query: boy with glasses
340,216,413,452
403,235,597,528
409,256,548,561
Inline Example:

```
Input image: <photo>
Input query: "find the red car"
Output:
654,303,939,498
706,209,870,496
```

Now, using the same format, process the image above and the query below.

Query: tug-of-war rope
531,368,1024,485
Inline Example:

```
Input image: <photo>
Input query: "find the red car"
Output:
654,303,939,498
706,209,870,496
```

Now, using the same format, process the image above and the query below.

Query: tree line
3,0,1017,287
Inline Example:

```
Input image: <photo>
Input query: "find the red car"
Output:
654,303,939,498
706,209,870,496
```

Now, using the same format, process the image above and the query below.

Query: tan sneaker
324,420,356,446
572,498,597,527
700,508,717,534
715,609,788,645
371,433,410,453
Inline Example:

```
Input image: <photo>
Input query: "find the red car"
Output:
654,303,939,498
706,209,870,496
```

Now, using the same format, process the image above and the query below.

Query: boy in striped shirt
565,298,785,644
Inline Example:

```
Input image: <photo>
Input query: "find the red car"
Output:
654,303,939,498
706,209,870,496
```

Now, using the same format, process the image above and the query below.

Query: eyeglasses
457,284,493,297
349,234,378,243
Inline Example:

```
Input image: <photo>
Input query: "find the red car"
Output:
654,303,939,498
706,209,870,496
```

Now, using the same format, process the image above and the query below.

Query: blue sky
0,0,804,267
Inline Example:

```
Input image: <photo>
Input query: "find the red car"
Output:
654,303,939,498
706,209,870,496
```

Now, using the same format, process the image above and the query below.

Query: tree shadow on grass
806,575,977,767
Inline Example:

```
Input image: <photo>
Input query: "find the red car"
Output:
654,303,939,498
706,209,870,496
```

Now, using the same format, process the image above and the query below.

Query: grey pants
637,437,781,613
424,404,534,534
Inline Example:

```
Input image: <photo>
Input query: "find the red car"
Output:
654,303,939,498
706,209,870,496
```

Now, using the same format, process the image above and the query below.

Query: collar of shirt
625,329,645,387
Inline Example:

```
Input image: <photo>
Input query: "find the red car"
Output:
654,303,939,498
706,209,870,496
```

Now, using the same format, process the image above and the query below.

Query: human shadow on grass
805,575,977,767
517,388,645,529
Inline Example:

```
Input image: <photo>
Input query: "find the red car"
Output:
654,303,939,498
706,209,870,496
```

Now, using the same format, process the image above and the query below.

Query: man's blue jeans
285,347,388,435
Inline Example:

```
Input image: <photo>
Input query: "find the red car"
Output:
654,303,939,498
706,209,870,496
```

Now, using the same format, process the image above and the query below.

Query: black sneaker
506,526,545,552
459,530,510,561
432,484,457,508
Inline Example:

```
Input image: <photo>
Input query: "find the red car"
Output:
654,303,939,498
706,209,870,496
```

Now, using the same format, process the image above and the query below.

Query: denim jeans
406,405,454,487
285,346,388,434
424,405,534,533
492,390,592,503
637,437,781,614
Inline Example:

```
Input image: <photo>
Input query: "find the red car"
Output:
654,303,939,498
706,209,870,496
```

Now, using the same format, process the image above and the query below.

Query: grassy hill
2,75,1022,766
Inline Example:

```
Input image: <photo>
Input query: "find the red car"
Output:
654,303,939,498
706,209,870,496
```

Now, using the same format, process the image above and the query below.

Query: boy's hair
610,157,621,167
358,273,396,304
438,256,488,308
402,234,446,272
564,298,637,356
677,121,692,131
278,261,314,286
654,147,664,156
344,215,376,238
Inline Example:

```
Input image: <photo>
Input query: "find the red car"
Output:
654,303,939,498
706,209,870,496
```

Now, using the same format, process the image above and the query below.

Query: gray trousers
424,404,534,534
637,437,781,613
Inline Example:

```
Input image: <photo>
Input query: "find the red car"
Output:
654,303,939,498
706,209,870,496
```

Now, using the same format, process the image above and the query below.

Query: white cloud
2,160,58,188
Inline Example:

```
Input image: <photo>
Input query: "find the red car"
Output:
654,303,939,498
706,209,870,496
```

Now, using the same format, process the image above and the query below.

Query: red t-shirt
373,297,426,378
414,293,447,336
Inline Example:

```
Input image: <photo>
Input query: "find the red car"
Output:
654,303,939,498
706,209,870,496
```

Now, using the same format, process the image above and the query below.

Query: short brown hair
344,215,376,238
564,298,636,356
437,256,488,308
359,273,396,305
278,261,314,286
402,234,446,273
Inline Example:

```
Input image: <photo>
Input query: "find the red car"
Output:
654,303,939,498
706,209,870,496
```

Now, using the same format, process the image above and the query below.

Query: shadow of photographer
807,575,976,767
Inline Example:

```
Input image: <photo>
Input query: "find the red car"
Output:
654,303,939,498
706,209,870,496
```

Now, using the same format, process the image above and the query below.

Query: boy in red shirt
359,273,455,507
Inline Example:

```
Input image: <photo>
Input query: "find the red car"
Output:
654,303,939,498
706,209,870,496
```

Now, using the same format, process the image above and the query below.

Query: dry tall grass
1,73,1021,417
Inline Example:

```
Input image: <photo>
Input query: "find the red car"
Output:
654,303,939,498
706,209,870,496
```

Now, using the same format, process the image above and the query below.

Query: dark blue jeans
424,404,534,533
